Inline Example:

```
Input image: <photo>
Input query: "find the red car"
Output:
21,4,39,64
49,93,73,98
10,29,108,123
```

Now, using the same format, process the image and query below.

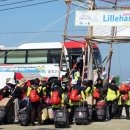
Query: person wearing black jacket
69,79,85,123
2,78,16,124
51,80,64,111
44,81,51,107
94,78,104,102
105,79,119,120
2,78,15,98
27,78,44,126
12,78,27,123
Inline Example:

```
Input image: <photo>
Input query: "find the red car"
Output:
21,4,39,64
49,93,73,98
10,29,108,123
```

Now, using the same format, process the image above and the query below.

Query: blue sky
0,0,130,81
0,0,68,45
99,44,130,82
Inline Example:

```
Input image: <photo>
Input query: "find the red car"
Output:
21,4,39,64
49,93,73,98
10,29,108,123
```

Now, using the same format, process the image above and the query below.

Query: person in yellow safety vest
27,78,44,126
84,80,96,104
117,83,130,120
39,79,47,100
105,79,119,120
84,80,94,121
69,79,85,123
50,80,65,114
74,68,81,81
62,77,71,106
85,80,93,97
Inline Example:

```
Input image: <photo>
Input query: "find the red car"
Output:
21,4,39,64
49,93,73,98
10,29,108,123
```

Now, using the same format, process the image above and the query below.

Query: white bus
0,41,102,86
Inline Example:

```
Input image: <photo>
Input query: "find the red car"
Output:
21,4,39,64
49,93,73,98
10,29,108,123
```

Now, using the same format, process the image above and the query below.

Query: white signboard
0,64,66,80
75,10,130,26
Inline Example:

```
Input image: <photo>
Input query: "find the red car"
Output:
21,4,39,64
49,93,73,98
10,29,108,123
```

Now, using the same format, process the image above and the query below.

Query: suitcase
96,101,106,121
88,105,93,121
54,108,69,128
74,106,88,125
0,107,6,124
19,107,30,126
0,98,14,124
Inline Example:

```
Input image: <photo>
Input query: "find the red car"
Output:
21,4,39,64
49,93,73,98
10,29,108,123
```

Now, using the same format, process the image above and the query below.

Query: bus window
0,51,5,64
6,50,26,63
28,50,47,63
49,49,61,63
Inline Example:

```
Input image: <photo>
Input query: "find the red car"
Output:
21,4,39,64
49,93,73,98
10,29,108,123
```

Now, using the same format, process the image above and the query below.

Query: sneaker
14,120,19,124
72,120,75,123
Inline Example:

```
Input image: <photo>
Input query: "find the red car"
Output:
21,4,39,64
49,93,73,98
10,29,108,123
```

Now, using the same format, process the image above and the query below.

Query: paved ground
0,108,129,130
0,119,130,130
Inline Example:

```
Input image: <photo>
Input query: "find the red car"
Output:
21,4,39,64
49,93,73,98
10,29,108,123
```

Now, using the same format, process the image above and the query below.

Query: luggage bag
0,98,14,124
19,97,30,126
0,107,6,124
54,108,69,128
88,105,93,121
19,107,30,126
96,101,106,121
74,106,88,125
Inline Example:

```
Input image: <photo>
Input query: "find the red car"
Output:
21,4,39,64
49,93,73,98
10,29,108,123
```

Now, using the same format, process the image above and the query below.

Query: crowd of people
0,68,130,126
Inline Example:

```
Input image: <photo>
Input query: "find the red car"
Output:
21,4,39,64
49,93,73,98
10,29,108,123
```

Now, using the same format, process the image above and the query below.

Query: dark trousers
69,105,79,123
31,101,42,124
117,105,129,119
53,108,59,117
106,101,118,119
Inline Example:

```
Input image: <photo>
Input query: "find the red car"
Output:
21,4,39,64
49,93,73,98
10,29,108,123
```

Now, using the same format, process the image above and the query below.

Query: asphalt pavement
0,108,129,130
0,119,130,130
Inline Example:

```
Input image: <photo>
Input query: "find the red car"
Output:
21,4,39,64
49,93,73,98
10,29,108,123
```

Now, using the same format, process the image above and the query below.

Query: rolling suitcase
19,107,30,126
54,108,69,128
0,107,6,124
0,98,14,124
74,105,88,125
19,97,30,126
96,101,106,121
88,105,93,121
